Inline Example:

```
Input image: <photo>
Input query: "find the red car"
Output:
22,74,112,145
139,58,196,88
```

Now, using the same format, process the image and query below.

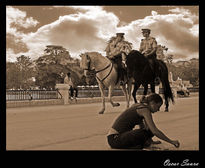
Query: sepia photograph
6,4,199,155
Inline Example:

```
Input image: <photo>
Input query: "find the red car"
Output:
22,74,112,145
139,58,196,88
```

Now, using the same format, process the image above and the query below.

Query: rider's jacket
105,40,125,58
139,36,157,57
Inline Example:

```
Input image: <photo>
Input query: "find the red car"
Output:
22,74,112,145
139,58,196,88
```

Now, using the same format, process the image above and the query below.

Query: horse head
80,53,92,77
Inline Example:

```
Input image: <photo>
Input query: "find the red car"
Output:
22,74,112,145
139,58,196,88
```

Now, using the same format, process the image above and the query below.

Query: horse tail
159,61,174,103
161,75,174,103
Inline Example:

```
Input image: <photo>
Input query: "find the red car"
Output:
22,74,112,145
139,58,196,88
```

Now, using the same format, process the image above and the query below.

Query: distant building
174,58,199,67
182,80,193,88
174,61,190,67
189,58,199,67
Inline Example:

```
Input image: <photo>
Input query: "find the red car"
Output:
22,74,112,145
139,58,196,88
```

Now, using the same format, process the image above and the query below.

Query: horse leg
98,82,106,114
143,84,149,95
132,83,140,103
108,85,120,107
150,83,155,93
161,80,170,112
164,98,169,112
120,84,129,108
141,84,148,102
127,79,133,107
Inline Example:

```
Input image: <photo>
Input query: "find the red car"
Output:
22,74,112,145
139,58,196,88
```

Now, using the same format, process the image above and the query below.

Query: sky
6,5,199,62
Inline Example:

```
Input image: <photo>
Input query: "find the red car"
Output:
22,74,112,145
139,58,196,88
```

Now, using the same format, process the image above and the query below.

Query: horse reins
95,63,113,85
84,56,113,85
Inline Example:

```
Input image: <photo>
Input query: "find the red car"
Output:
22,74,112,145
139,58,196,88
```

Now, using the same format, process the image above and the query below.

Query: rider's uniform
139,36,157,58
106,39,125,58
105,33,128,85
139,29,160,84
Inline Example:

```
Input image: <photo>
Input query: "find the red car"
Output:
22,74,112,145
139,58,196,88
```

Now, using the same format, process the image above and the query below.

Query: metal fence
77,87,164,98
6,89,62,101
6,87,199,101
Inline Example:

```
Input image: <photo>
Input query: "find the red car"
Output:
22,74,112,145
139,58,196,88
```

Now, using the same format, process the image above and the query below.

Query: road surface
6,94,199,150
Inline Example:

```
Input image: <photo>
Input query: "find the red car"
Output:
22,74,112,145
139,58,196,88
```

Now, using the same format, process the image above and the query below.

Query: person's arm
139,108,180,148
64,76,67,84
139,41,144,53
139,120,145,129
144,47,157,57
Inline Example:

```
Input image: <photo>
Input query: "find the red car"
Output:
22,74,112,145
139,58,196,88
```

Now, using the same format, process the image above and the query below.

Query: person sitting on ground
107,93,180,149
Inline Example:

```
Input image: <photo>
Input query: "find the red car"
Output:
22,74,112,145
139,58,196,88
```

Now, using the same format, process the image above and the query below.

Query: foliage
167,61,199,86
6,45,199,89
34,45,87,89
6,55,35,89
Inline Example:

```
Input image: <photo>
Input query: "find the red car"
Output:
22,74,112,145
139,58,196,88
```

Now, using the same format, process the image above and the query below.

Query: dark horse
126,50,174,112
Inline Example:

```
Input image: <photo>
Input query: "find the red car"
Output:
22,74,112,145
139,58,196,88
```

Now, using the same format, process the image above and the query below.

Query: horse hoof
164,109,169,112
113,103,120,107
99,110,104,114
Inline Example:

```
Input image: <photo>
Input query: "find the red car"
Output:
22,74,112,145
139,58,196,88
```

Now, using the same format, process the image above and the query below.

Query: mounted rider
139,28,160,84
105,32,132,85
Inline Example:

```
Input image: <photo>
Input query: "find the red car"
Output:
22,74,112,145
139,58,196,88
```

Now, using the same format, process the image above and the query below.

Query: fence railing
6,89,62,101
6,87,198,101
77,87,162,98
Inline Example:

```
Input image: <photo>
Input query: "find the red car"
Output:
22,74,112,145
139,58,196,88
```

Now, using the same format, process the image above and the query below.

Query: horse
80,52,130,114
126,50,174,112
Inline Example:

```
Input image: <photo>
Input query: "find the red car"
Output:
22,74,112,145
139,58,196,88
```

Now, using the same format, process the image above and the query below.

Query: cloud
6,34,29,54
15,6,120,60
6,6,198,62
117,8,198,61
6,6,39,60
6,6,39,34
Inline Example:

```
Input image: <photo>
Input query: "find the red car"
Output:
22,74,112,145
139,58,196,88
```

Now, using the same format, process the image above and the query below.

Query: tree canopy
6,45,199,90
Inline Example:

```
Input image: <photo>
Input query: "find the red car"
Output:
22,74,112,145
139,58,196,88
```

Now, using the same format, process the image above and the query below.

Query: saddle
107,54,127,85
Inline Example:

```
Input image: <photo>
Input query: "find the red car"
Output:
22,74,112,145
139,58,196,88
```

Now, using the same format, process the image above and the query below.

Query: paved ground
6,93,199,150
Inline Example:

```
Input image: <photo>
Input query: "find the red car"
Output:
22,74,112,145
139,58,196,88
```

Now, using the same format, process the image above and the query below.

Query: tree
167,60,199,87
6,55,35,89
6,62,21,89
35,45,82,89
15,55,35,89
166,54,173,64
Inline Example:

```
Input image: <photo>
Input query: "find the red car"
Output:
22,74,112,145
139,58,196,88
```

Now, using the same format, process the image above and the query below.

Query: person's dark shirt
112,103,148,133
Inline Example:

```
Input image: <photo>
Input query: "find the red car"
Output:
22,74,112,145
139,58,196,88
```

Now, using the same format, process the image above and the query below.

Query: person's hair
67,72,71,77
141,93,163,104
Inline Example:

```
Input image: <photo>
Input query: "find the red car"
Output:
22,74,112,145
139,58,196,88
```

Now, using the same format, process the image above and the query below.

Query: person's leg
107,134,121,149
107,129,154,149
74,88,78,98
70,86,74,97
121,129,154,148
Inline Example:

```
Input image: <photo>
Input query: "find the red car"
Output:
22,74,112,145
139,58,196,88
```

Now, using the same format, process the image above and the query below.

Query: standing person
64,72,78,99
107,93,180,149
139,28,160,84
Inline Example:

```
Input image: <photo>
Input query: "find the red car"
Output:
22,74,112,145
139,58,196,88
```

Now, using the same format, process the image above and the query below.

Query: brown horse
80,52,130,114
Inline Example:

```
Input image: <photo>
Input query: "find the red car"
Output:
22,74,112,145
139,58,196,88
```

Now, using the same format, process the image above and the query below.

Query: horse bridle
83,54,113,84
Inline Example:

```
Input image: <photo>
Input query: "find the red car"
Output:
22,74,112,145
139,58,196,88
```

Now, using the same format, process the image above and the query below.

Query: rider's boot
149,60,160,85
119,63,128,86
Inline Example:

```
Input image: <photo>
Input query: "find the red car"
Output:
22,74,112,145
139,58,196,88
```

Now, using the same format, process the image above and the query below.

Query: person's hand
141,51,145,54
172,140,180,148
